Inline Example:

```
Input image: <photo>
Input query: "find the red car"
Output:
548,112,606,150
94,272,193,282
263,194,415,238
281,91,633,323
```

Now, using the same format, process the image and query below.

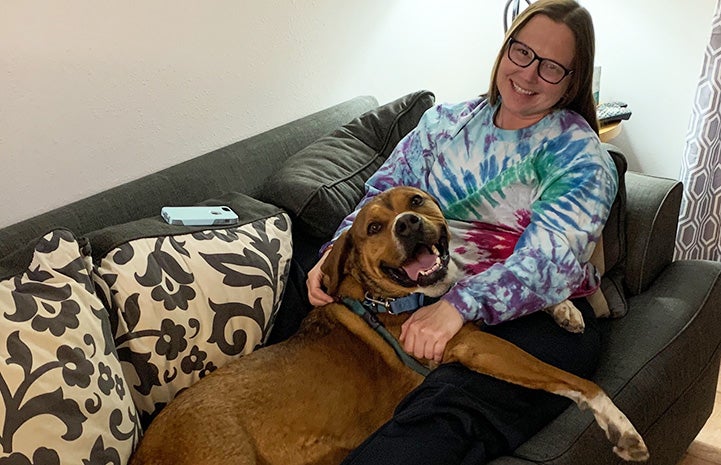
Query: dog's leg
444,328,649,462
545,300,585,333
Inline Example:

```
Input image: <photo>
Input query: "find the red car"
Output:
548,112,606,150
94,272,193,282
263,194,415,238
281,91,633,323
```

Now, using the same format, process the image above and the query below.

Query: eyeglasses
506,38,574,84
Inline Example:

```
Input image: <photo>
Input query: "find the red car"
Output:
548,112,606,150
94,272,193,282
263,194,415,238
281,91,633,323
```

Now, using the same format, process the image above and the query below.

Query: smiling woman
303,2,619,464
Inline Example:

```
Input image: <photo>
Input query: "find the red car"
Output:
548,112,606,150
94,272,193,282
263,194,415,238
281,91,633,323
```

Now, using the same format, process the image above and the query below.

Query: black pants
341,298,601,465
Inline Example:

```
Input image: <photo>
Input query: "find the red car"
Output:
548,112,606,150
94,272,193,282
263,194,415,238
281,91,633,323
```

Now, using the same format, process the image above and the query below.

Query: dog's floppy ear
321,230,353,297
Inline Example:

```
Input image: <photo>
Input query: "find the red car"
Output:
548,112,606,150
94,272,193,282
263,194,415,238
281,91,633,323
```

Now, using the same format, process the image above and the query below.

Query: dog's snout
395,213,422,238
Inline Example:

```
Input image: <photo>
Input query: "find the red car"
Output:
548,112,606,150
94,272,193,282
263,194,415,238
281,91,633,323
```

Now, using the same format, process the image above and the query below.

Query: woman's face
496,14,576,129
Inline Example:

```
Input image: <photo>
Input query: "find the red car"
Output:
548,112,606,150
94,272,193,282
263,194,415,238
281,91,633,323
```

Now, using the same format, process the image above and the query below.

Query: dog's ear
321,230,353,297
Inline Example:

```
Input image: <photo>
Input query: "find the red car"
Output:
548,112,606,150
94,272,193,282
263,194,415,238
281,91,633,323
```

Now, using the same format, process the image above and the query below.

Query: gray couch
1,91,719,465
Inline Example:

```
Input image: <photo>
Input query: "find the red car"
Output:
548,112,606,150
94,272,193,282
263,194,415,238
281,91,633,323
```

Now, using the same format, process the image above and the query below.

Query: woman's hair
487,0,599,133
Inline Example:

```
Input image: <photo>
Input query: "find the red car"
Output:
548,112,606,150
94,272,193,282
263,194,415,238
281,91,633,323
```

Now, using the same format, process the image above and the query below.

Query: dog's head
321,186,454,301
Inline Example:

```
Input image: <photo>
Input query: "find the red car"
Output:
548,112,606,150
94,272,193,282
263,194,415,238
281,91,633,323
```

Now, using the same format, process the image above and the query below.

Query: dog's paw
590,395,649,462
613,431,650,462
546,301,585,333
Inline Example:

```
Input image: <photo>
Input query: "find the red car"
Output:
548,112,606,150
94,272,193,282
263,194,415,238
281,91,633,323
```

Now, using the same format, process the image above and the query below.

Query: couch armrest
497,259,721,465
624,171,683,296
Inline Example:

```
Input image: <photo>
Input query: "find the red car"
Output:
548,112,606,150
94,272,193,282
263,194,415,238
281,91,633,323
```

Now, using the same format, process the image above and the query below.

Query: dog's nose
395,213,422,238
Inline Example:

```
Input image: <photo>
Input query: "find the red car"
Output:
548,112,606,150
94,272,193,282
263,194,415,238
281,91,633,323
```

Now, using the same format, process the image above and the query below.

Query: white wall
1,0,716,228
586,0,716,178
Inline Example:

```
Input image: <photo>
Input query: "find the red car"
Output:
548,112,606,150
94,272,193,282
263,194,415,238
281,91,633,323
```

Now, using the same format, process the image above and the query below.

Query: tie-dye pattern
330,97,617,325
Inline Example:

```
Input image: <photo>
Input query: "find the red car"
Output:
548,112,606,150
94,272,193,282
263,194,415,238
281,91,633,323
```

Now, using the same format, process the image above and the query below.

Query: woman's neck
494,105,548,130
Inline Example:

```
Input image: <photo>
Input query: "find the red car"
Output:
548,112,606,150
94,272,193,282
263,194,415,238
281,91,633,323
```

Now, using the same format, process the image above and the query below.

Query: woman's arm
443,134,618,325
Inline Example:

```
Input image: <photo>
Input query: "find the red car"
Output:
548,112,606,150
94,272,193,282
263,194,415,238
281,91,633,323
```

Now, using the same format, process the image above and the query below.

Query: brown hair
487,0,599,133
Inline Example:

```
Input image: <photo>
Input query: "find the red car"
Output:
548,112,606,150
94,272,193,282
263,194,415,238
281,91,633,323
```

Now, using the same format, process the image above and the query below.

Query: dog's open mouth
382,236,450,288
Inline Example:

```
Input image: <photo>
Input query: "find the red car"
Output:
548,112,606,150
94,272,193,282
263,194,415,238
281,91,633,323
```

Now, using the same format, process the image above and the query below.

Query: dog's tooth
420,262,440,277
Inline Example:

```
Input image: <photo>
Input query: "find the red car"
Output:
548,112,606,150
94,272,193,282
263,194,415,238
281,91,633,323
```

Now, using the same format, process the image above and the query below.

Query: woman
308,1,615,463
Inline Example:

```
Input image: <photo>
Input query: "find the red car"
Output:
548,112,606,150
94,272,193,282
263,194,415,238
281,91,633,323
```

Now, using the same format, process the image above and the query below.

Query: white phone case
161,206,239,226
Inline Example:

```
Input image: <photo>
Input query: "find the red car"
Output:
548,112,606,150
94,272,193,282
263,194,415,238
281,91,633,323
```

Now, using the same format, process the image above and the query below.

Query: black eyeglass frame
506,37,574,84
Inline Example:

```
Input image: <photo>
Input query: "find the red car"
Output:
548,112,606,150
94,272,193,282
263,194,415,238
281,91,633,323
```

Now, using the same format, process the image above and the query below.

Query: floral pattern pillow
92,212,292,426
0,229,141,465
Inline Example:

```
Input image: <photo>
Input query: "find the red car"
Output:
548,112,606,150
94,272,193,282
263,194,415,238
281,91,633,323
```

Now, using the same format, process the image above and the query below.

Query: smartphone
161,206,239,226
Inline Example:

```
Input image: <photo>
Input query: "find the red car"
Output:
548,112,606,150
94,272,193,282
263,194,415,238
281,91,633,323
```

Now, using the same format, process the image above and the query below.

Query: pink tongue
402,248,437,281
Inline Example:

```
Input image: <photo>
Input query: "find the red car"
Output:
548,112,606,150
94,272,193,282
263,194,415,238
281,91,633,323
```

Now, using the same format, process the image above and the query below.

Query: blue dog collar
363,292,434,314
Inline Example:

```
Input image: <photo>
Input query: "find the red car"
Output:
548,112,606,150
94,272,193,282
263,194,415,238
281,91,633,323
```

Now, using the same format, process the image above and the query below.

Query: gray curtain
676,0,721,261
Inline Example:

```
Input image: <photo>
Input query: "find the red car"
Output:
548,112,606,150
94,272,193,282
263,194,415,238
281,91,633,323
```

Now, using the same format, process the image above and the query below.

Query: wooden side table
599,121,622,143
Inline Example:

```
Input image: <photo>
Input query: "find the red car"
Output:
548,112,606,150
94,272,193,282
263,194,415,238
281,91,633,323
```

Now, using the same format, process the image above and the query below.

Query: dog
544,229,609,333
130,186,648,465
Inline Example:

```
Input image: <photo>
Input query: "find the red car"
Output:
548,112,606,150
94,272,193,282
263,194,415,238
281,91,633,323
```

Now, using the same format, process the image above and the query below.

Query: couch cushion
87,193,292,426
599,145,629,317
0,229,140,464
259,90,436,240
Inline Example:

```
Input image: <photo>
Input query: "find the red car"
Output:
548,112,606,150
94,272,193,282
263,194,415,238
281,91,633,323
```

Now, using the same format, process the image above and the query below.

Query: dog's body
130,187,648,465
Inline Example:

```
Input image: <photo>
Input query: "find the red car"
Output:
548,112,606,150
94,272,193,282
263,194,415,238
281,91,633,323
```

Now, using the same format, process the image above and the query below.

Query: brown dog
130,186,648,465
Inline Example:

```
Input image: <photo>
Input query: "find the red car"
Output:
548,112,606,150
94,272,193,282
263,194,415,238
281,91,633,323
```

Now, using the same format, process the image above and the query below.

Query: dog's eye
367,222,382,235
410,195,424,207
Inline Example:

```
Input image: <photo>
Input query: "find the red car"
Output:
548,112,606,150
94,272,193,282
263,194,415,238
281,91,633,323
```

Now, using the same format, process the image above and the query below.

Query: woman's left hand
400,300,464,363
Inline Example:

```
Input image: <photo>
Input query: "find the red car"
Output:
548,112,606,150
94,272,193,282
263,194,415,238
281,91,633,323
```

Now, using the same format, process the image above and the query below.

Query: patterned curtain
676,0,721,261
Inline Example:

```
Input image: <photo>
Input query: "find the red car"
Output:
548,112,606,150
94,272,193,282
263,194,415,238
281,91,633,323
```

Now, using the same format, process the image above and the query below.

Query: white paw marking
547,301,585,333
588,394,649,461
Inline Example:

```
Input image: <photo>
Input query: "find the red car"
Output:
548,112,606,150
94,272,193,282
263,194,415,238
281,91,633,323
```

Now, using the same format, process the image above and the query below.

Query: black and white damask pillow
90,201,292,426
0,229,141,465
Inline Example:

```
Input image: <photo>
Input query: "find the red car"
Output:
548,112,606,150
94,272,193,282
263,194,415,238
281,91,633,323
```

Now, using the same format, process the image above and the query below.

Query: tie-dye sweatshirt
330,97,618,325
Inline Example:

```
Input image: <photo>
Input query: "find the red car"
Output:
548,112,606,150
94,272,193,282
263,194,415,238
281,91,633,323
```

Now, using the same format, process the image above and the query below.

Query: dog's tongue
402,248,438,281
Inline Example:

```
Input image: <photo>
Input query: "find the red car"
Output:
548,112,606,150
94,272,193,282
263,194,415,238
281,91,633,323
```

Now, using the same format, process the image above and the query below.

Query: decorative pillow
0,229,141,465
87,193,292,427
259,90,435,240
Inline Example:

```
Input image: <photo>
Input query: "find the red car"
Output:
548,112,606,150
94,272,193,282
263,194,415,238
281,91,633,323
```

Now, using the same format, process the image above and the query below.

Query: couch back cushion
259,90,436,240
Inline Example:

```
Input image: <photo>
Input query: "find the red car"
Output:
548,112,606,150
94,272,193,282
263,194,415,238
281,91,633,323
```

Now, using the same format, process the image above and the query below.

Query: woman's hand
306,249,335,307
400,300,464,363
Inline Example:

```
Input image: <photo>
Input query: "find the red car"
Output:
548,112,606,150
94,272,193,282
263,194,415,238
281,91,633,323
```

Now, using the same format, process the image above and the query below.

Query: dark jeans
340,298,601,465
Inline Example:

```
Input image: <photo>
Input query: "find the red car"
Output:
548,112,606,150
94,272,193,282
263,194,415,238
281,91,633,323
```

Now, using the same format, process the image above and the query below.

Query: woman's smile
511,80,536,96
